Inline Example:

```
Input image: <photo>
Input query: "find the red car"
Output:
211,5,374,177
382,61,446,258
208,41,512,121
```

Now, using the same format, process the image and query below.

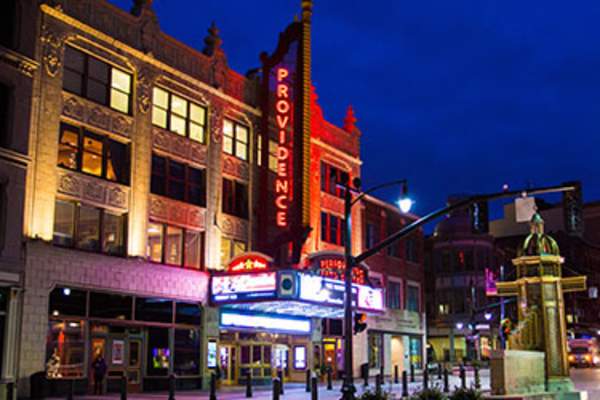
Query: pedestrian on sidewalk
92,353,108,395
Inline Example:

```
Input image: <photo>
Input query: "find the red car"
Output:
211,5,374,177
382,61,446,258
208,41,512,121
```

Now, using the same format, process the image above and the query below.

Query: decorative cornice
0,46,39,78
40,4,261,116
149,195,206,230
311,137,362,165
219,214,249,240
152,128,207,167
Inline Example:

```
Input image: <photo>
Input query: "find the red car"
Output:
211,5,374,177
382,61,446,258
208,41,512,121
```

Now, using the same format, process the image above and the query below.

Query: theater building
2,0,426,396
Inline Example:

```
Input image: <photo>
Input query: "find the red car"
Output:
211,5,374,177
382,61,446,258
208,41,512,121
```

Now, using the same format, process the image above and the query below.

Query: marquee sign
302,253,367,285
211,272,277,302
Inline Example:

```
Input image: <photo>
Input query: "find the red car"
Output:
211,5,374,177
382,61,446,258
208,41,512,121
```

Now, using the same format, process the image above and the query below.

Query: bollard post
209,373,217,400
375,374,382,396
363,367,369,387
474,365,481,390
423,368,429,390
410,363,415,383
278,370,284,395
401,370,408,398
245,370,253,398
66,379,74,400
121,374,127,400
311,375,318,400
7,382,14,400
438,363,442,380
460,364,466,389
327,367,333,390
169,374,176,400
272,377,280,400
443,368,449,393
394,365,399,384
305,369,311,392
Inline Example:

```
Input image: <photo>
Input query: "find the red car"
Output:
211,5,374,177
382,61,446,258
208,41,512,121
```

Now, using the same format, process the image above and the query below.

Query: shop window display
148,327,170,376
367,332,382,369
46,320,86,378
174,329,201,376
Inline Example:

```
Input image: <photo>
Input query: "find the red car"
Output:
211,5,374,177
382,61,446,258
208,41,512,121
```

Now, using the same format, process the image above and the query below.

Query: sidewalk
46,370,491,400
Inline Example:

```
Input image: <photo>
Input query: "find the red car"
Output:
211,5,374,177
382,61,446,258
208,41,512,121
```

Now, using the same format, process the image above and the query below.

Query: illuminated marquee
275,67,292,227
211,272,277,303
302,254,367,285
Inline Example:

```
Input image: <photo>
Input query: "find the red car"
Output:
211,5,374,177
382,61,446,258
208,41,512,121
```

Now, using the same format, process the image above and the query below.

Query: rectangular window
146,222,205,270
151,154,206,207
268,139,278,172
63,46,132,114
320,162,349,198
174,328,201,376
152,87,207,143
367,332,382,369
0,1,16,50
222,178,248,219
320,211,344,246
147,327,170,376
175,302,202,325
220,237,247,268
223,119,249,160
387,281,402,309
135,297,173,323
47,320,85,378
58,123,130,185
366,223,378,249
89,292,133,320
52,200,127,255
406,237,418,263
407,284,420,312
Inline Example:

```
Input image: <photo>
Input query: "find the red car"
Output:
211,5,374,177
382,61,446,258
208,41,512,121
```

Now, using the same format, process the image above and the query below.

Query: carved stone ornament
62,92,133,138
137,68,153,114
210,106,223,144
57,169,129,210
222,154,249,181
41,24,64,77
219,214,248,240
152,128,207,166
320,192,344,215
149,195,206,230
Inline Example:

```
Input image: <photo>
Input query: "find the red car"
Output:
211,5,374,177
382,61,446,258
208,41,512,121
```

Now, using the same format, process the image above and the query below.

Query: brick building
0,0,425,396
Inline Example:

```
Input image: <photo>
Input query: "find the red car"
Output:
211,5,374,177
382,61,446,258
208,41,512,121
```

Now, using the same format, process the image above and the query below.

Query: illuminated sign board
274,67,292,227
485,268,497,296
211,272,277,303
302,254,367,285
227,253,271,274
299,273,384,312
220,311,311,334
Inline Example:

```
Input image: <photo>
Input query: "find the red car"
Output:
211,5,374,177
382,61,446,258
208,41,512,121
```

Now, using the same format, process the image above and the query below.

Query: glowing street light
397,181,413,213
456,322,464,330
485,312,493,321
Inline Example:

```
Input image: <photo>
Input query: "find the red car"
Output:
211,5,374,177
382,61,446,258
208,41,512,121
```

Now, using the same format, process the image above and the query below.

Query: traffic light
353,313,367,335
500,318,512,341
563,181,584,236
470,200,489,234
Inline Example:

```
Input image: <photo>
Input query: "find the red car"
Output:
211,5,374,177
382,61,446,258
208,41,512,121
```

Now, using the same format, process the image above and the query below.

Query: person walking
92,353,108,395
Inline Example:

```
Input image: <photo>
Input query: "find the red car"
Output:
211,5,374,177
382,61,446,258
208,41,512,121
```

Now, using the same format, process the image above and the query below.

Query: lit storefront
46,286,203,393
209,253,384,384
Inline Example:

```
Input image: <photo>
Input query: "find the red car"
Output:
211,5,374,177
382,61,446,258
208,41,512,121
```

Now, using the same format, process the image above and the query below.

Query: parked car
568,338,600,368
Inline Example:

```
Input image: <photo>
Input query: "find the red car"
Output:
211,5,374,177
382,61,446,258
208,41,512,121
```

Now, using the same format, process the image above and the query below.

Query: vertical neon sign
275,67,292,227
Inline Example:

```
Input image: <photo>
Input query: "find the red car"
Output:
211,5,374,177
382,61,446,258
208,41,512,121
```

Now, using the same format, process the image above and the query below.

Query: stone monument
489,213,587,399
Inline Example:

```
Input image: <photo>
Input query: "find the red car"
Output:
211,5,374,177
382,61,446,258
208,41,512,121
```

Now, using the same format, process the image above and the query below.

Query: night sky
110,0,600,223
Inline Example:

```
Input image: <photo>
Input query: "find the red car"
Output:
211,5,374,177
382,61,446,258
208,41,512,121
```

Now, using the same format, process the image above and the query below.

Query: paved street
43,368,600,399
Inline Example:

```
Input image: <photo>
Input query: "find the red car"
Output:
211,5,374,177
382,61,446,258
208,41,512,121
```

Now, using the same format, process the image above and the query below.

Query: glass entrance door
126,340,142,392
273,345,289,378
219,345,236,385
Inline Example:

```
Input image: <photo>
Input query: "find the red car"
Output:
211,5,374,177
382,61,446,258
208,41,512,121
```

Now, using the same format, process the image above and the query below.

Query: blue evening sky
109,0,600,222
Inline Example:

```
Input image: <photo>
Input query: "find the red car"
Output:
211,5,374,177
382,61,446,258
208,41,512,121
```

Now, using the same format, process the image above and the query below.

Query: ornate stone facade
219,214,249,241
149,195,206,231
57,169,129,211
152,128,208,166
62,92,133,138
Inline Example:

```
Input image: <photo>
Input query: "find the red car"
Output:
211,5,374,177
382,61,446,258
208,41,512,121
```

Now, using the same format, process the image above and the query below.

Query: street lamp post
340,178,411,400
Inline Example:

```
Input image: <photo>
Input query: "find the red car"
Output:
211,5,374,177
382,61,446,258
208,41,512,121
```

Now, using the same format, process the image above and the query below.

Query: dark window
365,223,378,249
0,1,16,49
174,328,201,376
146,222,205,270
0,83,11,148
147,327,170,376
49,287,87,317
89,292,132,320
63,46,132,114
223,119,249,160
135,297,173,323
58,123,130,185
320,162,349,198
320,211,343,246
406,237,418,263
175,302,202,325
52,199,127,256
407,285,420,312
151,155,206,206
152,87,206,143
387,281,402,309
222,178,248,218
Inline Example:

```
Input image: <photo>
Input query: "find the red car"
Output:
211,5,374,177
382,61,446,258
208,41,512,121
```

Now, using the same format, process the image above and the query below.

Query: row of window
386,281,421,312
151,155,206,207
366,222,419,262
321,162,349,198
147,222,205,269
